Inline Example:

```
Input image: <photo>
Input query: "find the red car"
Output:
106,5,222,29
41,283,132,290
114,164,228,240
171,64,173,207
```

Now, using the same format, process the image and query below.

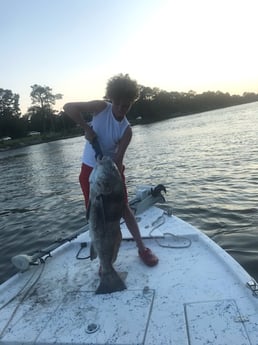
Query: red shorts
79,163,128,208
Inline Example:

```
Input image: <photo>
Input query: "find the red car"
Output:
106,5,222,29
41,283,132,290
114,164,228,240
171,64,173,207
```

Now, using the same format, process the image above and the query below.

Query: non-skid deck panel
185,299,251,345
121,207,199,240
1,205,258,345
1,290,154,345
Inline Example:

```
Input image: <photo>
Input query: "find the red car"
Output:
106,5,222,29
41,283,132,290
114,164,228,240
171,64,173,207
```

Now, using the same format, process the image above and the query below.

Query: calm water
0,102,258,284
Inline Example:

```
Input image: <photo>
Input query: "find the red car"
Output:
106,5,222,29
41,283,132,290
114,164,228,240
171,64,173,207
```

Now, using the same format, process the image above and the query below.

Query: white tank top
82,102,130,167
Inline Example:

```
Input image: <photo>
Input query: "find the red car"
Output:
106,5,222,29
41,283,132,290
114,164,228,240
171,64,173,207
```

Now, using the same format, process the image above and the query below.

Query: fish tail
95,268,126,294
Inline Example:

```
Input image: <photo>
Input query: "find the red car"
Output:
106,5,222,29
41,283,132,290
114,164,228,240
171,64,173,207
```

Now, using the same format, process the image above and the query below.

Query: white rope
0,262,45,339
149,215,192,249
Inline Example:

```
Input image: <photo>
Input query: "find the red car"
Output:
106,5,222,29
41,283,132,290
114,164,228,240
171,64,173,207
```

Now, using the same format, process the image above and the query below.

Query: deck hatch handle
246,280,258,297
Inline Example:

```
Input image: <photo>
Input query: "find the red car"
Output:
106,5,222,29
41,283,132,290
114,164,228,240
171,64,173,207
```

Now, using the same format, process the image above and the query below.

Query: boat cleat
246,279,258,297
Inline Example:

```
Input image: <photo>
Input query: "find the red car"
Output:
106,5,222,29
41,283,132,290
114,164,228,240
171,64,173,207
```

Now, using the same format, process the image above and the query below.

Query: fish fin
90,243,97,260
95,268,126,294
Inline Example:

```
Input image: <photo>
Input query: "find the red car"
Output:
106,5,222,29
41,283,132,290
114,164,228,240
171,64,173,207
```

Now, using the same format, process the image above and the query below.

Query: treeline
1,84,258,140
129,86,258,124
0,85,75,140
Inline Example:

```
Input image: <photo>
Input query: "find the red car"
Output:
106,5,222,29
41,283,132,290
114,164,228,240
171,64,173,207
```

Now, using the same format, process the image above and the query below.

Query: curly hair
105,74,139,102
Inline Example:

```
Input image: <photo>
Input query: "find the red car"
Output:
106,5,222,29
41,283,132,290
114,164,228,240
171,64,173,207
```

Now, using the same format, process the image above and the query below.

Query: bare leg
123,203,159,266
123,204,145,252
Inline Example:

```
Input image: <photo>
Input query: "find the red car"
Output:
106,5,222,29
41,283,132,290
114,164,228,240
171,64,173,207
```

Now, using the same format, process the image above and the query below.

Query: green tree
0,89,27,138
0,89,20,117
29,85,62,133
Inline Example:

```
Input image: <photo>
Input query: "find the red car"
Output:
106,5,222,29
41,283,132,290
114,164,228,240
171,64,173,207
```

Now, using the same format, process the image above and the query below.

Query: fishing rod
11,224,89,271
11,184,166,271
11,137,103,272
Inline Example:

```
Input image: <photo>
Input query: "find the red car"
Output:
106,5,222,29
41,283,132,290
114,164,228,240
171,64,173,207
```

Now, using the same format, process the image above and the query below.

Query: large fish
87,156,127,294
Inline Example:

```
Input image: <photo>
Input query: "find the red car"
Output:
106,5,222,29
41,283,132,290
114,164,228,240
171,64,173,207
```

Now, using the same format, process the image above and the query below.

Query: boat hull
1,190,258,344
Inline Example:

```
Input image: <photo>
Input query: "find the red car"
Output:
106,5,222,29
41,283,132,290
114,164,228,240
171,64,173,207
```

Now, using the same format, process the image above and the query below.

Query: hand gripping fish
87,156,127,294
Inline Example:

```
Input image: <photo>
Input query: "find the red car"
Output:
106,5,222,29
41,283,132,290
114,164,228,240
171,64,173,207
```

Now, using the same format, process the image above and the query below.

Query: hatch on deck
185,299,250,345
32,289,154,344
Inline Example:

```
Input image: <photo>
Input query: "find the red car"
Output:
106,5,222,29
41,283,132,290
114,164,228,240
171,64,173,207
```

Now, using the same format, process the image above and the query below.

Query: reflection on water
0,102,258,283
0,137,87,281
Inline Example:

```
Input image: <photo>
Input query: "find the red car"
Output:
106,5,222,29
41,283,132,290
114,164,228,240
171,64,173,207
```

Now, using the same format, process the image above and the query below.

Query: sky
1,0,258,114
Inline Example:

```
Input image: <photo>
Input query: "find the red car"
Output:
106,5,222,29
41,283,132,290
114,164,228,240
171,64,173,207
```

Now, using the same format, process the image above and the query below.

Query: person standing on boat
63,74,158,267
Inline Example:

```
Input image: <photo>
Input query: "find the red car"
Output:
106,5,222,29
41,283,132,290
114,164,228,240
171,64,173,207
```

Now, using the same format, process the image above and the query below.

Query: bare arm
114,126,132,171
63,100,107,142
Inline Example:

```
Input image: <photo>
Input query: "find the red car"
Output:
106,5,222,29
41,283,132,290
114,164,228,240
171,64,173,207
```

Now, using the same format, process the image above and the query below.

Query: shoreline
2,100,258,152
0,132,82,152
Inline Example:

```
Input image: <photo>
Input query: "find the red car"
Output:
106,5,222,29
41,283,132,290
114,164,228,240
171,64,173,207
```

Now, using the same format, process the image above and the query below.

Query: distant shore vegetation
1,83,258,150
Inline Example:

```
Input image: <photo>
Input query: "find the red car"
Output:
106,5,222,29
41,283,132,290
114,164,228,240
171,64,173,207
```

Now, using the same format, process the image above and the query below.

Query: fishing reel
11,254,40,271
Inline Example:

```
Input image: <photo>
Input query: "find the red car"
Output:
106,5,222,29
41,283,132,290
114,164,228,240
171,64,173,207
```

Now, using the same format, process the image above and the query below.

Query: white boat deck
1,205,258,344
